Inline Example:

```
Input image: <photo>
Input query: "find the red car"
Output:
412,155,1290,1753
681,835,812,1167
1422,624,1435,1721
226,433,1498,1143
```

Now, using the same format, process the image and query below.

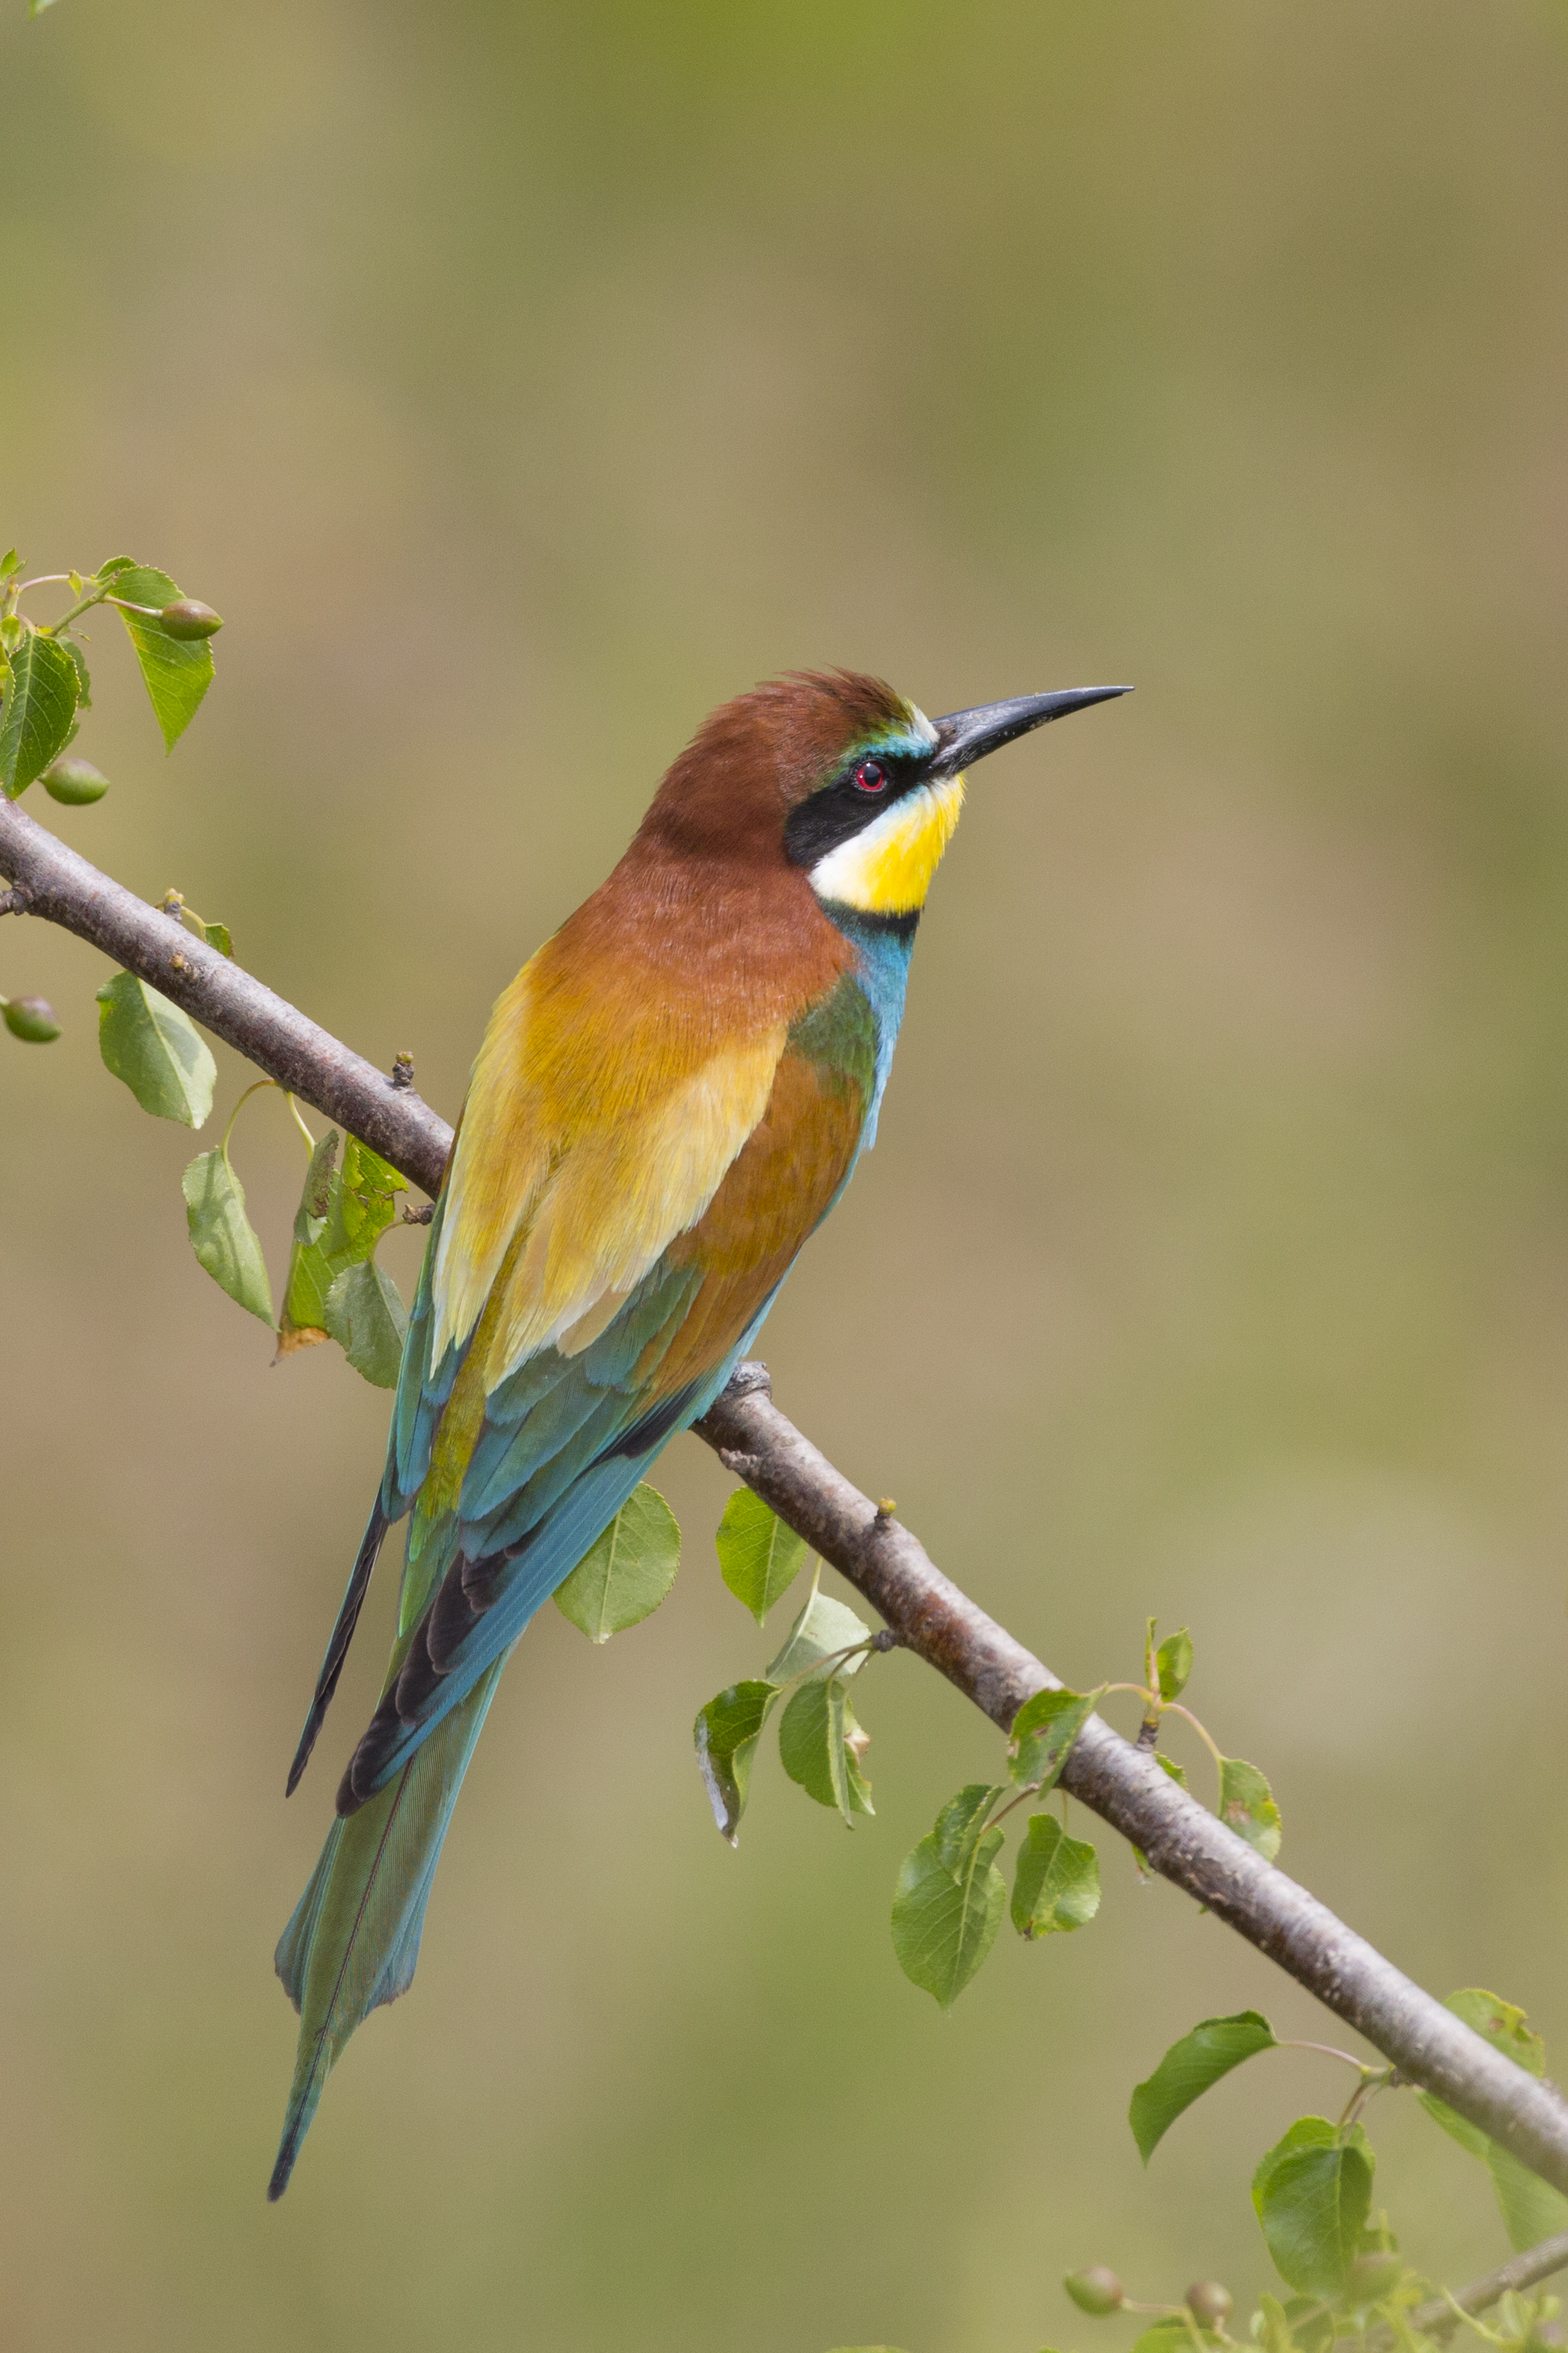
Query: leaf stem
1277,2037,1375,2074
39,581,113,638
1339,2068,1395,2131
985,1781,1040,1832
1442,2292,1508,2347
766,1636,880,1712
221,1078,280,1163
1100,1679,1156,1710
287,1093,317,1155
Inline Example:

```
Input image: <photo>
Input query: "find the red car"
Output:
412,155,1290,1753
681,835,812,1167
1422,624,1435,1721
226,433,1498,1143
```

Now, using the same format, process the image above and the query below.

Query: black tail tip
285,1707,326,1797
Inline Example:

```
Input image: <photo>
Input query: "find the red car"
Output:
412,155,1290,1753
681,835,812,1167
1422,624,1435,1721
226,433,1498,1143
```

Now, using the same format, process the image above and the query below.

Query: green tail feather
268,1659,505,2200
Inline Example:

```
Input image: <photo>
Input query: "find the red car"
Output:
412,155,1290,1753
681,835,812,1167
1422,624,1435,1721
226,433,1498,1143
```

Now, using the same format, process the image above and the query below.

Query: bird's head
642,668,1129,924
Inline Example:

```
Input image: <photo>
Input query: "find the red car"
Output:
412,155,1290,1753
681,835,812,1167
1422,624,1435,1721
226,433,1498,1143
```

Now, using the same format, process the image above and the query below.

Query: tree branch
9,798,1568,2200
1412,2229,1568,2338
0,797,449,1193
692,1372,1568,2197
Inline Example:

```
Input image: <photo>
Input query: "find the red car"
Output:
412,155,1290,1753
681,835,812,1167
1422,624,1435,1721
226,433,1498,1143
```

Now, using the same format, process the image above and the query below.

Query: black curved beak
928,686,1132,781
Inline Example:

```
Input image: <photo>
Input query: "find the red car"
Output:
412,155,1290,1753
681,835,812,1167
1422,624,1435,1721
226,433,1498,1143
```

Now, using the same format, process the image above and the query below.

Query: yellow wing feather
433,949,787,1388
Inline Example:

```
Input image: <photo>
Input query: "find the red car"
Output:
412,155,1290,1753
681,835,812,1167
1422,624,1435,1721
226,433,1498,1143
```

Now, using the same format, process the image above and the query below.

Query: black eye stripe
783,748,929,870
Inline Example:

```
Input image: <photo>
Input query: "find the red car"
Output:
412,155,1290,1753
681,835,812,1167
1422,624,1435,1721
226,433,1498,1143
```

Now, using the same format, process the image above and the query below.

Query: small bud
1065,2269,1125,2317
159,598,223,640
1187,2284,1234,2330
3,995,62,1042
1345,2253,1403,2305
42,757,109,805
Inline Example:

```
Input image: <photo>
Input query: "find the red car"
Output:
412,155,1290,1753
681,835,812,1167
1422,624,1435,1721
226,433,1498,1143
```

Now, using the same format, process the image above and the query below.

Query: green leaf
778,1676,873,1823
319,1133,405,1264
1252,2115,1339,2204
95,555,136,579
181,1150,272,1324
277,1129,343,1349
553,1482,681,1642
60,638,91,708
1219,1755,1282,1860
1419,2092,1489,2161
294,1128,340,1248
1130,2010,1278,2163
1255,2123,1374,2298
1011,1815,1100,1937
694,1679,778,1841
890,1783,1008,2009
715,1485,808,1625
0,628,79,796
766,1580,872,1685
1008,1684,1099,1790
200,919,233,958
96,971,215,1126
29,2,61,18
1256,2293,1298,2353
323,1258,408,1387
1156,1627,1193,1701
277,1134,408,1362
1446,1988,1547,2075
0,550,17,577
1419,1992,1568,2251
1487,2143,1568,2253
108,565,214,748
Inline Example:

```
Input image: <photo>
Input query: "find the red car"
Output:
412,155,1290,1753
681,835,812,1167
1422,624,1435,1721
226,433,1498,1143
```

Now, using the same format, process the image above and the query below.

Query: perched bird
270,666,1127,2197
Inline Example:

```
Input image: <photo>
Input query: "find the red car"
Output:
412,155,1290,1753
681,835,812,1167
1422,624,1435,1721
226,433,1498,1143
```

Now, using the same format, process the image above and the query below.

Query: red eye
854,760,887,794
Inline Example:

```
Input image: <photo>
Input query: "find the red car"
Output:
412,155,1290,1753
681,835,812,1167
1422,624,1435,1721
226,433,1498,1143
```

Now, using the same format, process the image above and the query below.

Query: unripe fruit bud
1065,2269,1125,2316
4,995,61,1042
42,757,109,805
1187,2283,1234,2329
159,598,223,640
1345,2253,1403,2303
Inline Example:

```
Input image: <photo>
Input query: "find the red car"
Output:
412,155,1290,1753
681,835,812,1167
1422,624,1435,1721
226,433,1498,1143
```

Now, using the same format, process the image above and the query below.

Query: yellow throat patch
807,773,966,917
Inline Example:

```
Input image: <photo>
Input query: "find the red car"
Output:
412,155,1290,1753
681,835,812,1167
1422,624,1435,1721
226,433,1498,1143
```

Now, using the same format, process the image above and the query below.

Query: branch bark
0,797,450,1194
9,797,1568,2203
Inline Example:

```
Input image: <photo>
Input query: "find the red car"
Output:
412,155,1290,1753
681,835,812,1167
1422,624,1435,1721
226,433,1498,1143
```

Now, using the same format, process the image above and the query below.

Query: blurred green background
3,2,1568,2346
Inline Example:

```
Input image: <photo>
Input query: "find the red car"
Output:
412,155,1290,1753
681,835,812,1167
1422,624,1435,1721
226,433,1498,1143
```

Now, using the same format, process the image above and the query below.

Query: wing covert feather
342,983,879,1806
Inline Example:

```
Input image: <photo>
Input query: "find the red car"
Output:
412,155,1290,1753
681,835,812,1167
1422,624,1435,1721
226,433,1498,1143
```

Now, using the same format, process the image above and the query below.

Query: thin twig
8,798,1568,2198
1408,2229,1568,2336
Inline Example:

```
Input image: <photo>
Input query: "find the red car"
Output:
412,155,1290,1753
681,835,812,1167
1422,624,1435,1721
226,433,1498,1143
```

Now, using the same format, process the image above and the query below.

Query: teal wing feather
270,967,886,2197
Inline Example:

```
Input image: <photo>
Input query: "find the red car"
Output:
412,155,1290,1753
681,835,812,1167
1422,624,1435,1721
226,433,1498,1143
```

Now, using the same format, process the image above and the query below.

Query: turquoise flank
818,906,915,1152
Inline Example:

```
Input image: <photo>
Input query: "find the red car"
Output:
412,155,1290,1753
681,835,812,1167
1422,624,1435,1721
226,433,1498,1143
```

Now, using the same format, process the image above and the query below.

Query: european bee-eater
270,667,1127,2197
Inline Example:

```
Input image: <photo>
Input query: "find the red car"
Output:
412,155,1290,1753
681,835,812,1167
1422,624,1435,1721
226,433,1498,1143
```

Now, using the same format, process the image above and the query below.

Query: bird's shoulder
430,856,862,1380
